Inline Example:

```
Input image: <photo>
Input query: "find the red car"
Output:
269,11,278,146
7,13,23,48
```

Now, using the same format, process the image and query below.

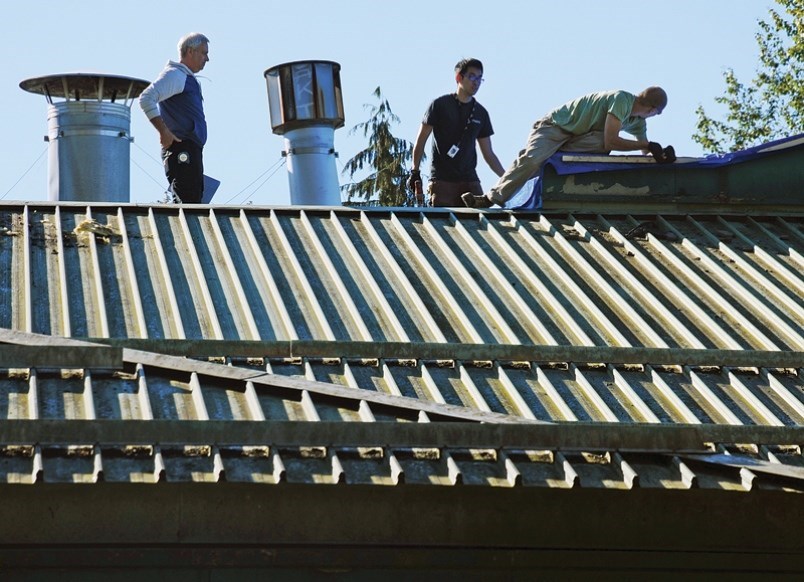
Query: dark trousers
163,140,204,203
428,180,483,207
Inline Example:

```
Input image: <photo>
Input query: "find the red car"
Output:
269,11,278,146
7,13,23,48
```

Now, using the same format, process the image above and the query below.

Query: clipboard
202,175,220,203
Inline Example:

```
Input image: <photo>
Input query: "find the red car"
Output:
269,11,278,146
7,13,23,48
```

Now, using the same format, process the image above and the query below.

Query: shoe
461,192,493,208
162,186,183,204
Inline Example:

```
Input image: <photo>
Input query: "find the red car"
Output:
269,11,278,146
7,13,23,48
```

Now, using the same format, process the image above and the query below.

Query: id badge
447,144,460,158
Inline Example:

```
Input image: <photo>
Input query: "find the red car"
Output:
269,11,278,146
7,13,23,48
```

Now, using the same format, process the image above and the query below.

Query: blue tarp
505,133,804,211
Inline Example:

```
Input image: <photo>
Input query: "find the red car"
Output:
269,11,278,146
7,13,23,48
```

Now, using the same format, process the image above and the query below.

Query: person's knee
563,131,607,153
514,151,545,174
165,146,204,203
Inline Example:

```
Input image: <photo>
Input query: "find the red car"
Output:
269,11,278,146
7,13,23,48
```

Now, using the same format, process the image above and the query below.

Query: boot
461,192,493,208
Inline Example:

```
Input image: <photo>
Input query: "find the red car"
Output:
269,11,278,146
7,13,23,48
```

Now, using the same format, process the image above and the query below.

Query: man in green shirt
462,87,671,208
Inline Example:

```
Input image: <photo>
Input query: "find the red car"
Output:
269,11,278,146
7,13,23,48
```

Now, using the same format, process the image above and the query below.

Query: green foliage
694,0,804,153
341,87,414,206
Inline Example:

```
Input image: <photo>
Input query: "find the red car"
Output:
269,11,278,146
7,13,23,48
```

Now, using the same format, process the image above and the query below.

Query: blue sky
0,0,778,205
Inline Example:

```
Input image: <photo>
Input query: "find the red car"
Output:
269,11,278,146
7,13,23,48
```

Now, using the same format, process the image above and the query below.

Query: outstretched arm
603,113,650,153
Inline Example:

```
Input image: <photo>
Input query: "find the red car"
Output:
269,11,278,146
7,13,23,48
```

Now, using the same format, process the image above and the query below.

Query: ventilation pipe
264,61,345,206
20,73,149,203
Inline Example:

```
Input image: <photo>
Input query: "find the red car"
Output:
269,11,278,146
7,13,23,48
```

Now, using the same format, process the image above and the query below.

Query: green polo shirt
549,90,647,141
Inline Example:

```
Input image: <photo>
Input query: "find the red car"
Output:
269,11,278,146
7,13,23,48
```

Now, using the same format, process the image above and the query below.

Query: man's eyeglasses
463,73,484,84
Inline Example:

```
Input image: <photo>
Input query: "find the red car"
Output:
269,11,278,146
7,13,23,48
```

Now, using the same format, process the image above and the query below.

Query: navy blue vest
159,73,206,146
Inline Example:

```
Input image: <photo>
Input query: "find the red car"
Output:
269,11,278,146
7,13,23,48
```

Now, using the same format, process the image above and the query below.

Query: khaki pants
428,180,483,207
488,118,609,205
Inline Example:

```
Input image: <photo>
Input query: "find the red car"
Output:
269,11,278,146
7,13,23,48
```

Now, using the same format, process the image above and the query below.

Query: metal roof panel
0,202,802,495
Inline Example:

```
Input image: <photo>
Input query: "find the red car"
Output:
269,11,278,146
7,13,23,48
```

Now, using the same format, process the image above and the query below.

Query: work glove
406,169,422,192
647,141,675,164
647,141,664,161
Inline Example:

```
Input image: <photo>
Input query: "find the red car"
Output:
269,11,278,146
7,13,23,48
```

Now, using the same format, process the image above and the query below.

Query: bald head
637,86,667,114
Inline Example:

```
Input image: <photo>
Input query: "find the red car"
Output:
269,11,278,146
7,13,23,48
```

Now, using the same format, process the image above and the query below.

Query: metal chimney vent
20,73,149,203
264,61,345,206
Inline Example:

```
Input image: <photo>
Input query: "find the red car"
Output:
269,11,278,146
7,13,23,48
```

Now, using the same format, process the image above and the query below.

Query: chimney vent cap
20,72,149,103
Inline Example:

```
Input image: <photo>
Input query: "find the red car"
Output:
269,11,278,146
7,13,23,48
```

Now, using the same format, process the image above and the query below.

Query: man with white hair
140,33,210,203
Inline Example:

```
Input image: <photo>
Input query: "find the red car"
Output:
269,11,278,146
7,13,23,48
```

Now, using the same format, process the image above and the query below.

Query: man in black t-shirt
410,58,505,207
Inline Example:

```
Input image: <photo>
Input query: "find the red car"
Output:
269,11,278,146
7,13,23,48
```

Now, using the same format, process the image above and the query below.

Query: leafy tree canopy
693,0,804,153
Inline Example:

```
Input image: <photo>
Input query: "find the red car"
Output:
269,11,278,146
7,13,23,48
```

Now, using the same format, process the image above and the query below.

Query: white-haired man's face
183,42,209,74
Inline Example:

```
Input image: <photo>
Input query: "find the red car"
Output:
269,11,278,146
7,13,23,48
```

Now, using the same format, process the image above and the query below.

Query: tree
341,87,416,206
693,0,804,153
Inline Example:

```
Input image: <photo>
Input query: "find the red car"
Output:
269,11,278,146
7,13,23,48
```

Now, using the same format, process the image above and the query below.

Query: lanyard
455,97,477,146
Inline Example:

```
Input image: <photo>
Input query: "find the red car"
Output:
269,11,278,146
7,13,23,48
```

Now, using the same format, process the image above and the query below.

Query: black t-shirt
423,93,493,182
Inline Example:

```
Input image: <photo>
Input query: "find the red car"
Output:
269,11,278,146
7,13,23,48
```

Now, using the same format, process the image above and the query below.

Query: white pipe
283,126,341,206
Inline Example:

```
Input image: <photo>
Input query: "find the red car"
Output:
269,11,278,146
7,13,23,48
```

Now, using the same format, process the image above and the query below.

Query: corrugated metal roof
0,342,801,491
0,202,802,492
2,203,802,349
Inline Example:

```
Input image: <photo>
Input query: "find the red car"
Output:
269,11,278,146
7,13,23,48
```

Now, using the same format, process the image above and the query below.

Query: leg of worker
487,119,571,205
163,140,204,203
561,130,609,153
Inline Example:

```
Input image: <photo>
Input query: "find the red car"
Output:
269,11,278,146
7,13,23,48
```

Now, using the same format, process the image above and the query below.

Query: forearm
484,152,506,177
411,124,431,171
149,116,178,148
412,144,425,171
149,115,168,133
603,114,649,153
605,135,650,152
478,137,505,176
